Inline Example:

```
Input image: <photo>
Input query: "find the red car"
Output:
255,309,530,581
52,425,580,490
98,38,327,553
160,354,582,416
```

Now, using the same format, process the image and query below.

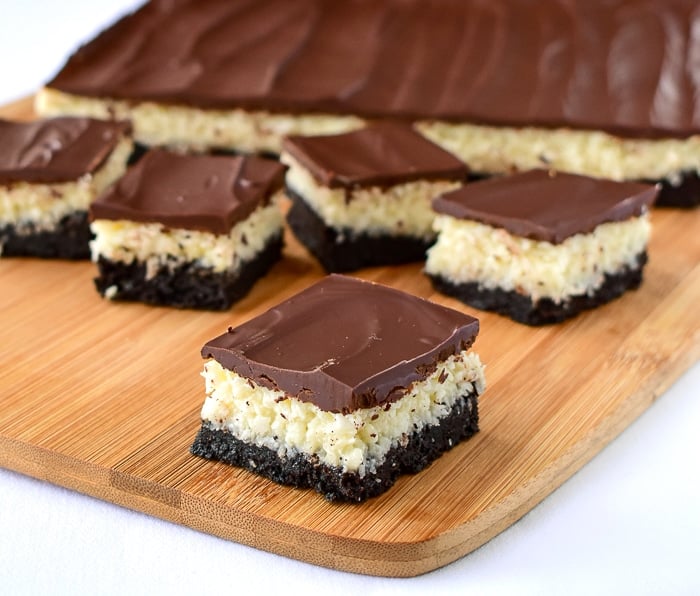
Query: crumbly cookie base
0,211,91,260
94,233,282,310
427,252,647,326
286,189,432,273
646,170,700,208
191,390,479,503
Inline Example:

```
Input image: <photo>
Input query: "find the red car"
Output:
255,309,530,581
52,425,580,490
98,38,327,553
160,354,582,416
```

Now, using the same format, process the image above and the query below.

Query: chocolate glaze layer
0,117,130,184
432,170,658,243
283,122,467,188
202,274,480,413
48,0,700,139
90,149,286,234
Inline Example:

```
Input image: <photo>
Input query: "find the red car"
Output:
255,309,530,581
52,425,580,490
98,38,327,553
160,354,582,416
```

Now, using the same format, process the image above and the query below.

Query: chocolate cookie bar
425,170,659,325
90,149,285,310
282,122,467,272
191,274,485,502
0,117,132,259
37,0,700,206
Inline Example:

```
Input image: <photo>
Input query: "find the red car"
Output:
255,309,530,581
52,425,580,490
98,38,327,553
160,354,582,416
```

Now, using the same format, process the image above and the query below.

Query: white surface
1,2,699,594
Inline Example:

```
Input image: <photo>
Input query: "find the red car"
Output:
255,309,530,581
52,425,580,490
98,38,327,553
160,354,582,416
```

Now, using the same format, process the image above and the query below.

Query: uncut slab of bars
36,0,700,207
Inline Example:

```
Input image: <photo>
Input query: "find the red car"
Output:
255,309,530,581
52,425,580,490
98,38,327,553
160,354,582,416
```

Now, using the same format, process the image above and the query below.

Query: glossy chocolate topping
202,274,480,413
90,149,286,234
283,122,467,188
0,117,130,184
48,0,700,139
432,170,658,243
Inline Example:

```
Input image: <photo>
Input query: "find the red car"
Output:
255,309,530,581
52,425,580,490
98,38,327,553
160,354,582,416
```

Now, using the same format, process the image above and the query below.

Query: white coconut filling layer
200,351,485,476
36,89,700,183
0,136,133,234
90,193,283,277
281,153,461,239
425,214,650,304
417,121,700,183
36,88,364,155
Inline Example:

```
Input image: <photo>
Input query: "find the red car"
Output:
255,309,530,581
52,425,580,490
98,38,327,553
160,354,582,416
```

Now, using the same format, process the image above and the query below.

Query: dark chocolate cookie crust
94,233,282,310
190,390,479,502
647,170,700,208
428,252,647,326
0,211,91,259
285,188,433,273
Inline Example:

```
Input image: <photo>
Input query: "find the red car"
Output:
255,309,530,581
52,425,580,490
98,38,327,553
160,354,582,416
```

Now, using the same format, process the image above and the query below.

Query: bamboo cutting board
1,97,699,577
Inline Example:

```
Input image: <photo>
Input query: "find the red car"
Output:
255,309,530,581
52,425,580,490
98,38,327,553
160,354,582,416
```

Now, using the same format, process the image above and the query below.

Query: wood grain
1,98,698,577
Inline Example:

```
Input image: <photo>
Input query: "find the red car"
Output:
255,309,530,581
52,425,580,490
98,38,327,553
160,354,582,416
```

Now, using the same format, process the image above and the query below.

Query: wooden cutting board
1,97,698,577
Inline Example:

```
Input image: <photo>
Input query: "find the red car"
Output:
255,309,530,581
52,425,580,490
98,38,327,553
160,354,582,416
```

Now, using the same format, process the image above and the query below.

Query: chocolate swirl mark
562,4,613,128
606,4,670,131
200,1,314,100
690,9,700,124
22,135,65,168
453,2,531,121
650,5,693,131
14,123,77,169
528,2,573,121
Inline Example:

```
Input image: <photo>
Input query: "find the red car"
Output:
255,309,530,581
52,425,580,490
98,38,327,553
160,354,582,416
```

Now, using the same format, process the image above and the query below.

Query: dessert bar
90,149,285,309
0,117,132,259
191,274,485,501
281,122,467,271
425,170,658,325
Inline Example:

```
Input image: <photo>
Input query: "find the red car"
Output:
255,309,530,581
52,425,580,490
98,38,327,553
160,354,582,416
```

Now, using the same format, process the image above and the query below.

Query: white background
1,2,699,594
